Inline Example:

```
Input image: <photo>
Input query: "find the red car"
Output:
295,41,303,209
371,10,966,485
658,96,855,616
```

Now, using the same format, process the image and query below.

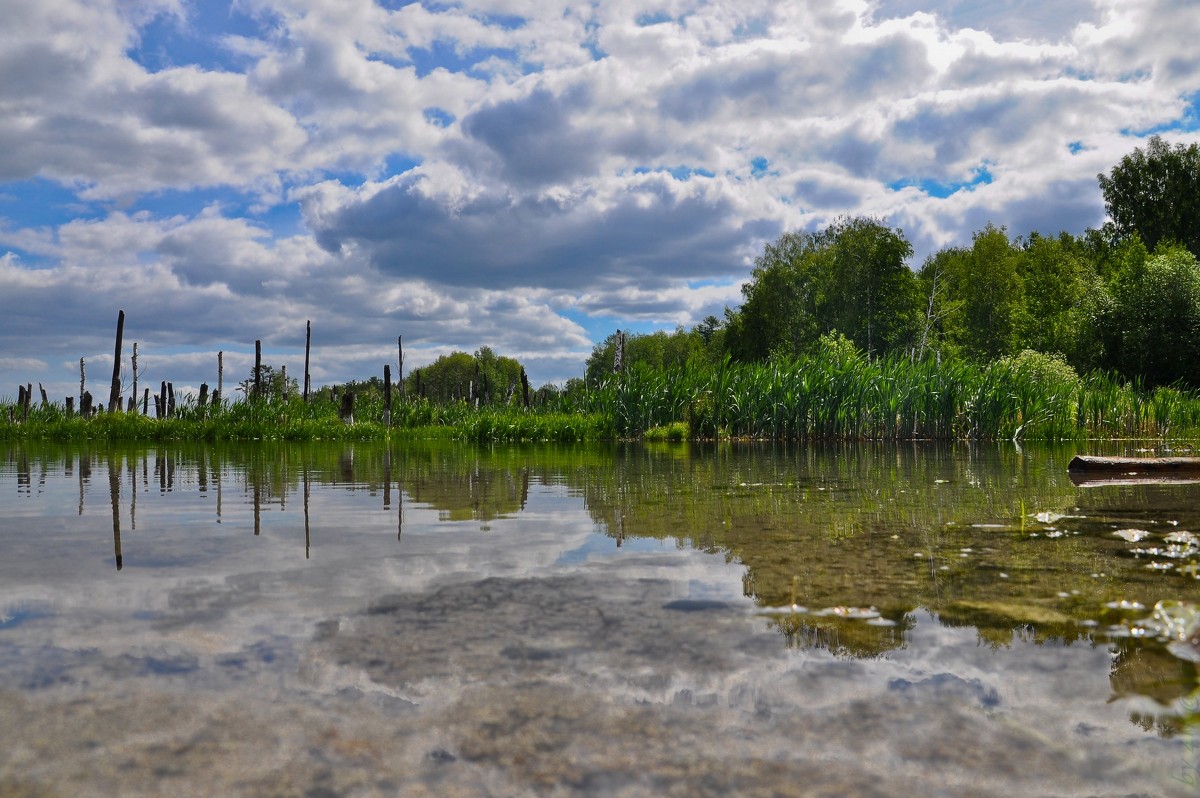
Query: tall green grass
579,348,1200,442
6,348,1200,442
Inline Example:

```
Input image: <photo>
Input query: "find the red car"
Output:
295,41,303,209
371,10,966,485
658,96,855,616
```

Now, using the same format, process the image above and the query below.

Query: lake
2,440,1199,796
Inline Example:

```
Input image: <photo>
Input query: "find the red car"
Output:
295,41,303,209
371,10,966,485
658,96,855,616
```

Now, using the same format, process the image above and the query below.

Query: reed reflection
10,439,1200,727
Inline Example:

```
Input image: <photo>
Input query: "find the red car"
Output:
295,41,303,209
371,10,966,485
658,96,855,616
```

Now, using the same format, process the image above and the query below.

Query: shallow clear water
3,440,1200,796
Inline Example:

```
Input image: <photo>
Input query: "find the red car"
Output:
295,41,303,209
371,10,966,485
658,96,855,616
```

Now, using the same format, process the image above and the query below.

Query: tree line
270,135,1200,403
588,135,1200,390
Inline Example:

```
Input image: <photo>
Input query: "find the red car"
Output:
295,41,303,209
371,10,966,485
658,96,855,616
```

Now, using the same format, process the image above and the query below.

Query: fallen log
1068,455,1200,486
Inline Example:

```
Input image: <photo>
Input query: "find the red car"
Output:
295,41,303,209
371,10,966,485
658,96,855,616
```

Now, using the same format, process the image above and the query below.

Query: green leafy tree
937,224,1025,361
821,216,919,357
725,217,920,361
1098,135,1200,257
1012,232,1097,363
1104,243,1200,387
405,347,527,404
238,364,298,400
585,327,706,384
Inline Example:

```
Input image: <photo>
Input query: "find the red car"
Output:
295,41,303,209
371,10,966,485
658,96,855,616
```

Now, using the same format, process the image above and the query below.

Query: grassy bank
5,349,1200,442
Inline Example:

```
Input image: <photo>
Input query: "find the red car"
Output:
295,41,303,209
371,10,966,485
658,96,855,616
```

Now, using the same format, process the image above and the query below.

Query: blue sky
2,0,1199,398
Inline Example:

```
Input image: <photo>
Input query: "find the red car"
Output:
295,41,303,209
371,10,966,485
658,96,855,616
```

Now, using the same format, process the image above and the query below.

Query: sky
2,0,1199,399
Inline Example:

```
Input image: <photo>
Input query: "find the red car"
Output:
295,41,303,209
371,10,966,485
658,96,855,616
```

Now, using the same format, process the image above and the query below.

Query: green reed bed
6,348,1200,442
0,393,610,443
580,348,1200,442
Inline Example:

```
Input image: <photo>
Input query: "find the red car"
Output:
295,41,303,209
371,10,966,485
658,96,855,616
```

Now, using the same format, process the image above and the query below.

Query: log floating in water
1068,455,1200,485
1068,455,1200,473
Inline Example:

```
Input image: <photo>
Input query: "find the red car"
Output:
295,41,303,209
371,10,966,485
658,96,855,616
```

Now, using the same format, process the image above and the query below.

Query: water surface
2,441,1200,796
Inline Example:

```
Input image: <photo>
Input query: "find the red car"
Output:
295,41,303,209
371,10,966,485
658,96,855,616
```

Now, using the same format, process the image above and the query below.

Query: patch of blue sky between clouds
423,108,456,128
1068,141,1087,155
0,178,105,229
1120,92,1200,137
407,40,527,78
636,12,676,27
558,309,661,344
750,157,781,179
124,185,304,238
632,165,716,181
125,3,271,73
319,155,421,190
888,164,994,199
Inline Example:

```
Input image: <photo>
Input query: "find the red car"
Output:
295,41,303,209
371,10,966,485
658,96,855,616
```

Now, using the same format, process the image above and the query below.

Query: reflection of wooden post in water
109,454,123,570
303,469,311,559
253,480,261,536
78,452,91,516
383,446,392,508
215,454,222,524
128,454,137,531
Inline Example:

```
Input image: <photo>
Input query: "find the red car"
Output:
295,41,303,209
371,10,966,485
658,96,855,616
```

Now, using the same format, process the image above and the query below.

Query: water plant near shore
5,347,1200,442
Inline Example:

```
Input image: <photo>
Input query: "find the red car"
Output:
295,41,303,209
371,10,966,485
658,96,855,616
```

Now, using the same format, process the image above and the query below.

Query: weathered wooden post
521,368,530,409
141,388,149,416
167,383,175,417
217,351,224,400
198,383,209,413
108,310,125,413
304,321,312,402
158,381,167,419
398,336,404,397
79,357,86,409
254,340,262,399
17,385,26,421
81,391,93,419
383,364,392,428
38,383,48,407
339,390,354,424
66,396,75,416
130,342,138,415
281,366,288,401
23,384,31,420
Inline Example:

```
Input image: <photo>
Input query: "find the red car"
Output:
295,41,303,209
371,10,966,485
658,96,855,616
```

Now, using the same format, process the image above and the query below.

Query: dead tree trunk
108,310,125,413
304,321,312,402
254,340,262,400
384,364,392,428
131,342,138,415
339,391,354,424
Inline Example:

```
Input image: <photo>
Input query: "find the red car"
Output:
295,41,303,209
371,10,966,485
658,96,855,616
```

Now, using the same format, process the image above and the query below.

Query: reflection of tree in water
11,439,1200,730
768,612,916,658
